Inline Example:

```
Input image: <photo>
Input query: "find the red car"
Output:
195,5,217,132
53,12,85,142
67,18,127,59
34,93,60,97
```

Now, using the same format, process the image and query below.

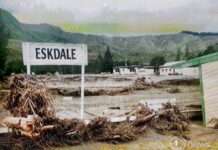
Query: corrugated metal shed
201,61,218,125
172,52,218,126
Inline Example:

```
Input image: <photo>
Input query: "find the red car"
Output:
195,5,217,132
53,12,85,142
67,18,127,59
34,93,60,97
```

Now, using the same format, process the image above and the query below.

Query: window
130,67,134,72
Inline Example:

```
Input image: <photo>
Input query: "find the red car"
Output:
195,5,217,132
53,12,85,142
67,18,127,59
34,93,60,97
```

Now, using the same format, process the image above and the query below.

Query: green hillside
60,23,127,34
1,8,218,65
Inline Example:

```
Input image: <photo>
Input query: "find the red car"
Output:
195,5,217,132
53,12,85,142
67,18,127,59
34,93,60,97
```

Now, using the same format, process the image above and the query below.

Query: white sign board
22,42,88,66
22,42,88,119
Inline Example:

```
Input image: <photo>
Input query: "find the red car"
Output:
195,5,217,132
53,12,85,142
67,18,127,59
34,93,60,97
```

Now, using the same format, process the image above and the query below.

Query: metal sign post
22,42,88,119
80,65,85,119
27,64,31,75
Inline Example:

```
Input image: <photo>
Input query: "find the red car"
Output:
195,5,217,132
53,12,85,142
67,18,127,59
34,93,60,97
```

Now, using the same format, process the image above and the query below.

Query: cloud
0,0,218,32
89,0,218,32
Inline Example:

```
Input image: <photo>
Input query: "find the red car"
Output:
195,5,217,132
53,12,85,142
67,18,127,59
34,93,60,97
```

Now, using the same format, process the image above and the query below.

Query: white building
135,66,154,75
160,61,199,76
113,66,136,75
113,66,154,75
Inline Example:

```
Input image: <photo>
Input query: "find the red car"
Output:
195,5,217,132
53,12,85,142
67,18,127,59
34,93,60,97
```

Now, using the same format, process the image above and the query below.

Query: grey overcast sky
1,0,218,32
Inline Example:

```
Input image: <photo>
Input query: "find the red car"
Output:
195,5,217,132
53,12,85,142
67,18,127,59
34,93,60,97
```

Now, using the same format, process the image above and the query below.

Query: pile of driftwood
0,74,190,149
151,103,189,139
133,77,163,90
57,87,133,97
3,74,54,117
158,79,200,86
133,77,151,90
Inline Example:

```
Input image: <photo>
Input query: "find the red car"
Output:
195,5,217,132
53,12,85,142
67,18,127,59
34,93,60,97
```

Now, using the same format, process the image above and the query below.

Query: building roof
113,65,154,69
113,65,138,69
172,52,218,68
139,66,154,69
160,61,183,68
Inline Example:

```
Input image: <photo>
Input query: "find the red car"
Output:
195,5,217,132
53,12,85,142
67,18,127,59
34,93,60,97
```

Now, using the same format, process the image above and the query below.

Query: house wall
113,68,135,75
160,67,178,75
135,68,154,75
181,67,199,76
160,67,199,76
119,68,131,75
202,61,218,125
113,69,120,75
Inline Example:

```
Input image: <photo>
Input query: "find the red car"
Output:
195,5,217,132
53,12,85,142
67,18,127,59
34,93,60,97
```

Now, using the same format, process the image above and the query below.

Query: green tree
175,48,181,61
97,52,103,72
102,46,113,73
199,45,218,56
0,17,10,80
150,55,166,67
5,58,25,75
184,45,190,59
150,55,166,75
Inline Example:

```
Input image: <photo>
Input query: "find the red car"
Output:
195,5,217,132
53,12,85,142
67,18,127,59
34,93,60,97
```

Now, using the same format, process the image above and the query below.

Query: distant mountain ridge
1,8,218,64
181,31,218,36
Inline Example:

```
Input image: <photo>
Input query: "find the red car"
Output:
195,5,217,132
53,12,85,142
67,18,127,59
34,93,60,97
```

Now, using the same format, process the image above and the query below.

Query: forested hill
181,31,218,36
1,8,218,64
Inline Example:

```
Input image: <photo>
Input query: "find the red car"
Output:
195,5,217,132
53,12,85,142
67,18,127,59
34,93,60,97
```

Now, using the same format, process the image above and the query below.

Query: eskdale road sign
22,42,88,66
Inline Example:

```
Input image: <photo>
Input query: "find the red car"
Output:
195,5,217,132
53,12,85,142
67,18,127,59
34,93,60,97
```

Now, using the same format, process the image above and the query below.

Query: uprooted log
132,105,155,128
132,112,156,127
0,115,39,138
0,116,88,146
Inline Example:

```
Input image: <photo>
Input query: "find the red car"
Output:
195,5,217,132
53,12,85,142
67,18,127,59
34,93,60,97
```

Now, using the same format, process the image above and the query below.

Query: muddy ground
41,74,201,120
1,74,217,150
